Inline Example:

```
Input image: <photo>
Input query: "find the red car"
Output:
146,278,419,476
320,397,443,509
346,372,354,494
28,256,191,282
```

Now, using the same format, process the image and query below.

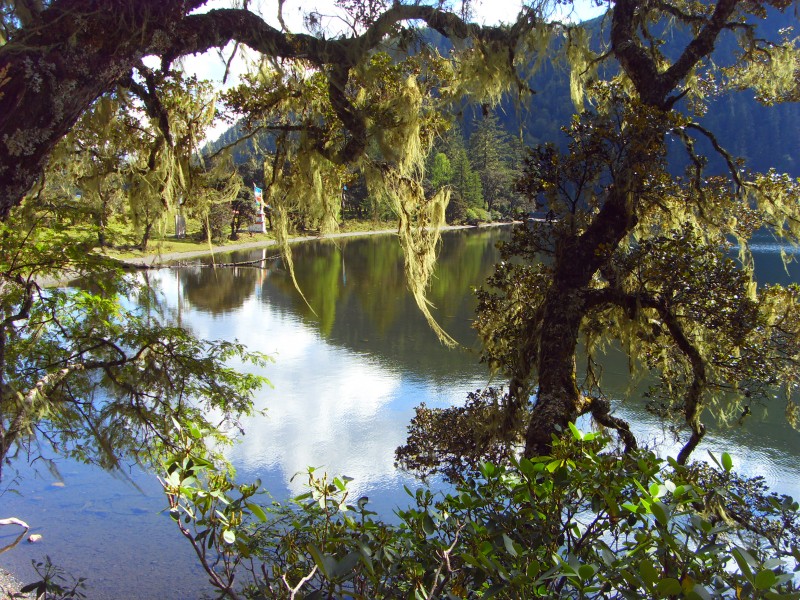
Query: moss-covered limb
580,281,713,462
649,300,708,464
587,395,637,452
0,0,217,219
318,61,366,166
0,1,542,221
610,0,766,109
120,64,175,148
580,259,799,465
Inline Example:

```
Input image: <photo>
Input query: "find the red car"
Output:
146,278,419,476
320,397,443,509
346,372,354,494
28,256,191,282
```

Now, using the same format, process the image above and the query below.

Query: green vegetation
164,423,800,599
2,0,800,598
0,218,268,475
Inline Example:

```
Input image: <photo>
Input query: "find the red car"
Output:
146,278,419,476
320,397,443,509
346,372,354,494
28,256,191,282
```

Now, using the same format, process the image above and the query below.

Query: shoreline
117,222,507,268
36,222,513,287
0,567,30,598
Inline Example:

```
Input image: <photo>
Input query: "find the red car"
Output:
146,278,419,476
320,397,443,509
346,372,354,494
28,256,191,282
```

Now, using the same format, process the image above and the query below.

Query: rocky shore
0,567,30,598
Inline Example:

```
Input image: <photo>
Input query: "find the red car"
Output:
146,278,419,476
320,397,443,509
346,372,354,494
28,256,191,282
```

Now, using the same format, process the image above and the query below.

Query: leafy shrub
465,207,491,225
198,202,233,244
163,423,800,599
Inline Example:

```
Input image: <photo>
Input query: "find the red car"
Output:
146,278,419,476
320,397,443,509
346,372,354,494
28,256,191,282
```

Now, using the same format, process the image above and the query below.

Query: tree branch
612,0,743,107
684,122,743,190
583,287,708,463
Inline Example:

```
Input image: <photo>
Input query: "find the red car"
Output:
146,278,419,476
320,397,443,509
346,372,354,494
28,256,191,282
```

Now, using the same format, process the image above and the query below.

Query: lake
2,226,800,598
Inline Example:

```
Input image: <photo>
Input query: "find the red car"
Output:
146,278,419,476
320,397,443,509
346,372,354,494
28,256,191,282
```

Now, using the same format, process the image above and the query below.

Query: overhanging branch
583,287,708,463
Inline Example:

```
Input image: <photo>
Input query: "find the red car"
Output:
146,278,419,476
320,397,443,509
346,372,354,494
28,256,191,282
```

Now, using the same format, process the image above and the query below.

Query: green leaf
651,501,669,526
639,559,659,586
170,416,183,433
622,502,640,513
221,528,235,544
331,551,361,579
246,502,267,523
307,544,334,579
20,581,46,595
721,452,733,473
578,564,596,581
503,534,518,557
754,569,778,590
762,558,785,570
546,460,562,473
732,547,755,581
656,578,683,596
600,547,616,567
422,513,435,536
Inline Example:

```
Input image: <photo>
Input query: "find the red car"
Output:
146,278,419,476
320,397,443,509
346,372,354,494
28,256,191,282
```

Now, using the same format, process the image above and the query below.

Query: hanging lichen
449,39,520,106
563,25,597,110
725,38,800,104
366,164,455,346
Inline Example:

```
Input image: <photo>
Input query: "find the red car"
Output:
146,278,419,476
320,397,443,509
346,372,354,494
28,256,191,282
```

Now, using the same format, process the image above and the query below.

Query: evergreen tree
468,112,518,214
441,125,484,219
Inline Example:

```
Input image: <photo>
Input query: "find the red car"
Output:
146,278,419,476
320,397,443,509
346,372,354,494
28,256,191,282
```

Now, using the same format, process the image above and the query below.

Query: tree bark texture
523,174,641,456
0,0,211,219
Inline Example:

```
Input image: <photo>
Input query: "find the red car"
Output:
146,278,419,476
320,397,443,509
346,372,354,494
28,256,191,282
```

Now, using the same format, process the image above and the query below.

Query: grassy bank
102,219,398,261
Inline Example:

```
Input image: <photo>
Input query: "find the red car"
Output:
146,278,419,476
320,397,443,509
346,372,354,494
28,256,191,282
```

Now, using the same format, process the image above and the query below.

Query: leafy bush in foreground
163,424,800,599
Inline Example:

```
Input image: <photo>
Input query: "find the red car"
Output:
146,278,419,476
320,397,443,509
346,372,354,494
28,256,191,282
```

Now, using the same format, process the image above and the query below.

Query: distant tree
468,112,518,214
444,126,484,216
428,152,452,192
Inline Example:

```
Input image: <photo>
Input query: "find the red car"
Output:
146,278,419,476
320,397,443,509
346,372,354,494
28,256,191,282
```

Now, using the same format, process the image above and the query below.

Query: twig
283,565,317,599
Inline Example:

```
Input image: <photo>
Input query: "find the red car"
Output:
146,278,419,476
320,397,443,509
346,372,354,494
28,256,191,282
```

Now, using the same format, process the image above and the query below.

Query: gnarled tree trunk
0,0,208,220
522,169,642,457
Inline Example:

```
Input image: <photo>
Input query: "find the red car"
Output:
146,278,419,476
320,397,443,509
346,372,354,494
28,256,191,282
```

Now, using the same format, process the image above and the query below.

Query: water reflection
181,230,501,369
2,227,800,599
180,265,261,315
167,229,507,502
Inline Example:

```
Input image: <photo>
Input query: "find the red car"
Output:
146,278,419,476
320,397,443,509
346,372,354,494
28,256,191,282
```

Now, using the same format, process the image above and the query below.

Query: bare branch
283,565,317,599
684,122,744,190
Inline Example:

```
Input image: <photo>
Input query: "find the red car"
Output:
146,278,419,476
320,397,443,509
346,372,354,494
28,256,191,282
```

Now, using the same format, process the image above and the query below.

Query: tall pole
253,184,266,234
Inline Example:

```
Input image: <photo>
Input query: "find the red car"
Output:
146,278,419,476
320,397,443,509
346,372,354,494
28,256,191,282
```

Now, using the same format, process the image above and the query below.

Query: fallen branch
123,254,282,270
0,517,30,555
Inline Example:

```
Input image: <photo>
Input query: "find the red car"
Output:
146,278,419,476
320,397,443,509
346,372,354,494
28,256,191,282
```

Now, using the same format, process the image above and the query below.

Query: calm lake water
2,226,800,598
